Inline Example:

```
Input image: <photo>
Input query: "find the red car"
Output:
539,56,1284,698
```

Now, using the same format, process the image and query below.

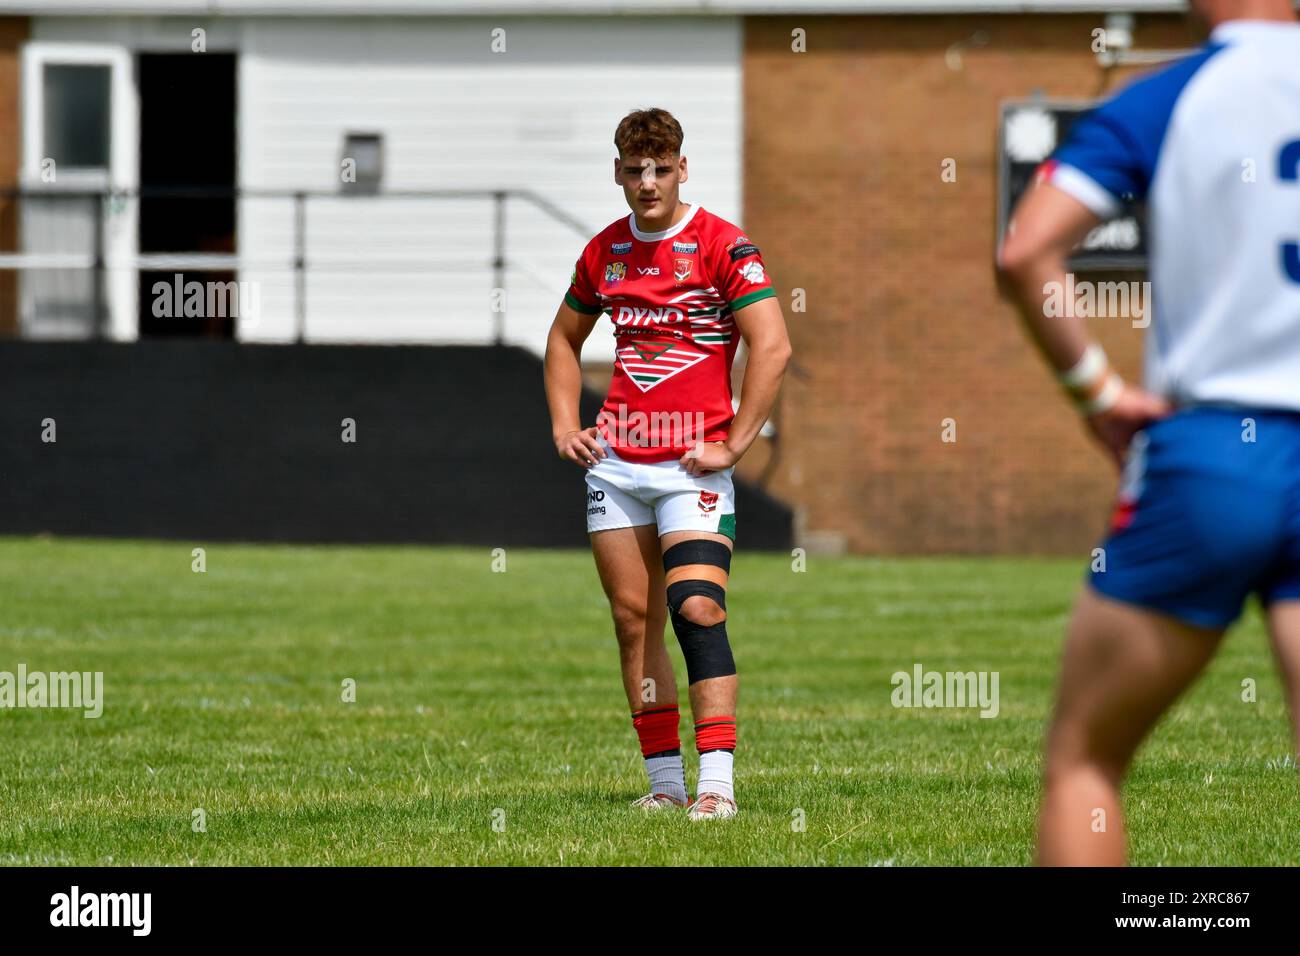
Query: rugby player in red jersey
544,108,792,819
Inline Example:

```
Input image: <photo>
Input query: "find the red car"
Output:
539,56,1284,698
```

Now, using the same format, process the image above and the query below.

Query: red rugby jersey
564,205,777,463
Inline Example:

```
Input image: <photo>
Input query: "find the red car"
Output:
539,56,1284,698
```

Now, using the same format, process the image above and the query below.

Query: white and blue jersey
1046,19,1300,628
1050,19,1300,409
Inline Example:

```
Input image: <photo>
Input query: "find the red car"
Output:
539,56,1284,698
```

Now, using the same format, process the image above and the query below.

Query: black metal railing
0,186,591,342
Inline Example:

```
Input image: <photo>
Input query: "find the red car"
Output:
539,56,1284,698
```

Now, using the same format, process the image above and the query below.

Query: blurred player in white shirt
999,0,1300,864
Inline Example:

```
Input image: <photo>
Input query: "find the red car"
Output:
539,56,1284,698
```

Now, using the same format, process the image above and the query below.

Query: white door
20,43,138,339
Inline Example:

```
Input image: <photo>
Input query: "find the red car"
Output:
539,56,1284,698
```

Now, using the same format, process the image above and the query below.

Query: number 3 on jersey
1278,139,1300,282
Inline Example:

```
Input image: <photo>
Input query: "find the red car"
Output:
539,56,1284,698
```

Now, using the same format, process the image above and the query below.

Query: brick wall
741,13,1202,554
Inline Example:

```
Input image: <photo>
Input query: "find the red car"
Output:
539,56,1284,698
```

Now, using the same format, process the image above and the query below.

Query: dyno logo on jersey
613,306,685,326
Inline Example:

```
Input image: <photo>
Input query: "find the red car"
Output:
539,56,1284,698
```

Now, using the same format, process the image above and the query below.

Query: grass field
0,536,1296,866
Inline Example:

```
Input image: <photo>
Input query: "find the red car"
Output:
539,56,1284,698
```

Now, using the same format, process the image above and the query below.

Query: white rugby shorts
584,438,736,540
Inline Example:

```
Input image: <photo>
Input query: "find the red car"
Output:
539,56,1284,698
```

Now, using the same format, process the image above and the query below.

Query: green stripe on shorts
718,513,736,541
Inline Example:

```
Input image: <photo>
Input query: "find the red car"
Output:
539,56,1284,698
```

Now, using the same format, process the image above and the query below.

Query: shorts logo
673,258,693,283
672,241,698,254
698,490,719,514
587,487,607,517
588,489,605,503
605,261,627,283
611,241,633,254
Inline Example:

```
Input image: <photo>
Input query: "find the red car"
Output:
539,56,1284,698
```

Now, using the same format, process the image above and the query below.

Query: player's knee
667,609,735,685
665,587,733,684
676,593,726,627
662,539,735,684
608,597,648,643
1044,752,1125,795
1044,726,1127,786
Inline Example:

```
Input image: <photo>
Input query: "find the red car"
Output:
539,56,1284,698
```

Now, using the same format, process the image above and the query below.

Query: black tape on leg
671,615,736,684
667,579,726,614
663,539,732,576
667,579,735,684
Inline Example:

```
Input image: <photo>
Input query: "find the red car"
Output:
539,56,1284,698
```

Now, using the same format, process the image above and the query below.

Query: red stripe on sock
695,715,737,753
632,705,681,757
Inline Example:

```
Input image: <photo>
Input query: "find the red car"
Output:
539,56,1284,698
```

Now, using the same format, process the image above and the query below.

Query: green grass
0,536,1295,866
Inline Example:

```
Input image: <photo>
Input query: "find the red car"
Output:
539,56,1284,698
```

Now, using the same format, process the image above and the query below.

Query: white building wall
33,15,744,358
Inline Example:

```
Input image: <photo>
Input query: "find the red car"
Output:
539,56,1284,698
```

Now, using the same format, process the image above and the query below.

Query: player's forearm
726,340,791,458
543,329,585,441
1002,251,1126,415
1004,252,1092,374
998,180,1119,406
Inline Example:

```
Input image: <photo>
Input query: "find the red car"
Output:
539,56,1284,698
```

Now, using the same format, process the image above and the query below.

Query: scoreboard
997,99,1147,271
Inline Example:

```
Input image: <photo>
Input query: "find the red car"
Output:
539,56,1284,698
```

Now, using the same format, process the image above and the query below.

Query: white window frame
20,42,139,339
22,42,138,191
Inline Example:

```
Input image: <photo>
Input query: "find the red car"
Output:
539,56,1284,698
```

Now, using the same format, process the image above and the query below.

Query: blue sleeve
1051,44,1224,206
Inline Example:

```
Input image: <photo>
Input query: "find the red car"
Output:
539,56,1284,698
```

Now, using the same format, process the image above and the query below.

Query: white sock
646,753,688,804
697,750,734,802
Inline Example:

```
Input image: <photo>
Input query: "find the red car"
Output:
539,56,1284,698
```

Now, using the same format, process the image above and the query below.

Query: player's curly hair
614,108,684,159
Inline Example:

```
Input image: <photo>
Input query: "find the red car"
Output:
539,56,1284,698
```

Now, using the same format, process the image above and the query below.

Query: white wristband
1058,343,1108,391
1078,372,1124,415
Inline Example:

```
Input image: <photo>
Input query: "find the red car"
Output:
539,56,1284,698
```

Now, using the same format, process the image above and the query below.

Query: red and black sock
632,705,687,803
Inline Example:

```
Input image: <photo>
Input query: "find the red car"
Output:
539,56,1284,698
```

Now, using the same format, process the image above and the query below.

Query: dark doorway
137,53,237,337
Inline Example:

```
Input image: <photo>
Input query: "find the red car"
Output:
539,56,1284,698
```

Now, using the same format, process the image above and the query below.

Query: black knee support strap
664,540,735,684
663,539,732,577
